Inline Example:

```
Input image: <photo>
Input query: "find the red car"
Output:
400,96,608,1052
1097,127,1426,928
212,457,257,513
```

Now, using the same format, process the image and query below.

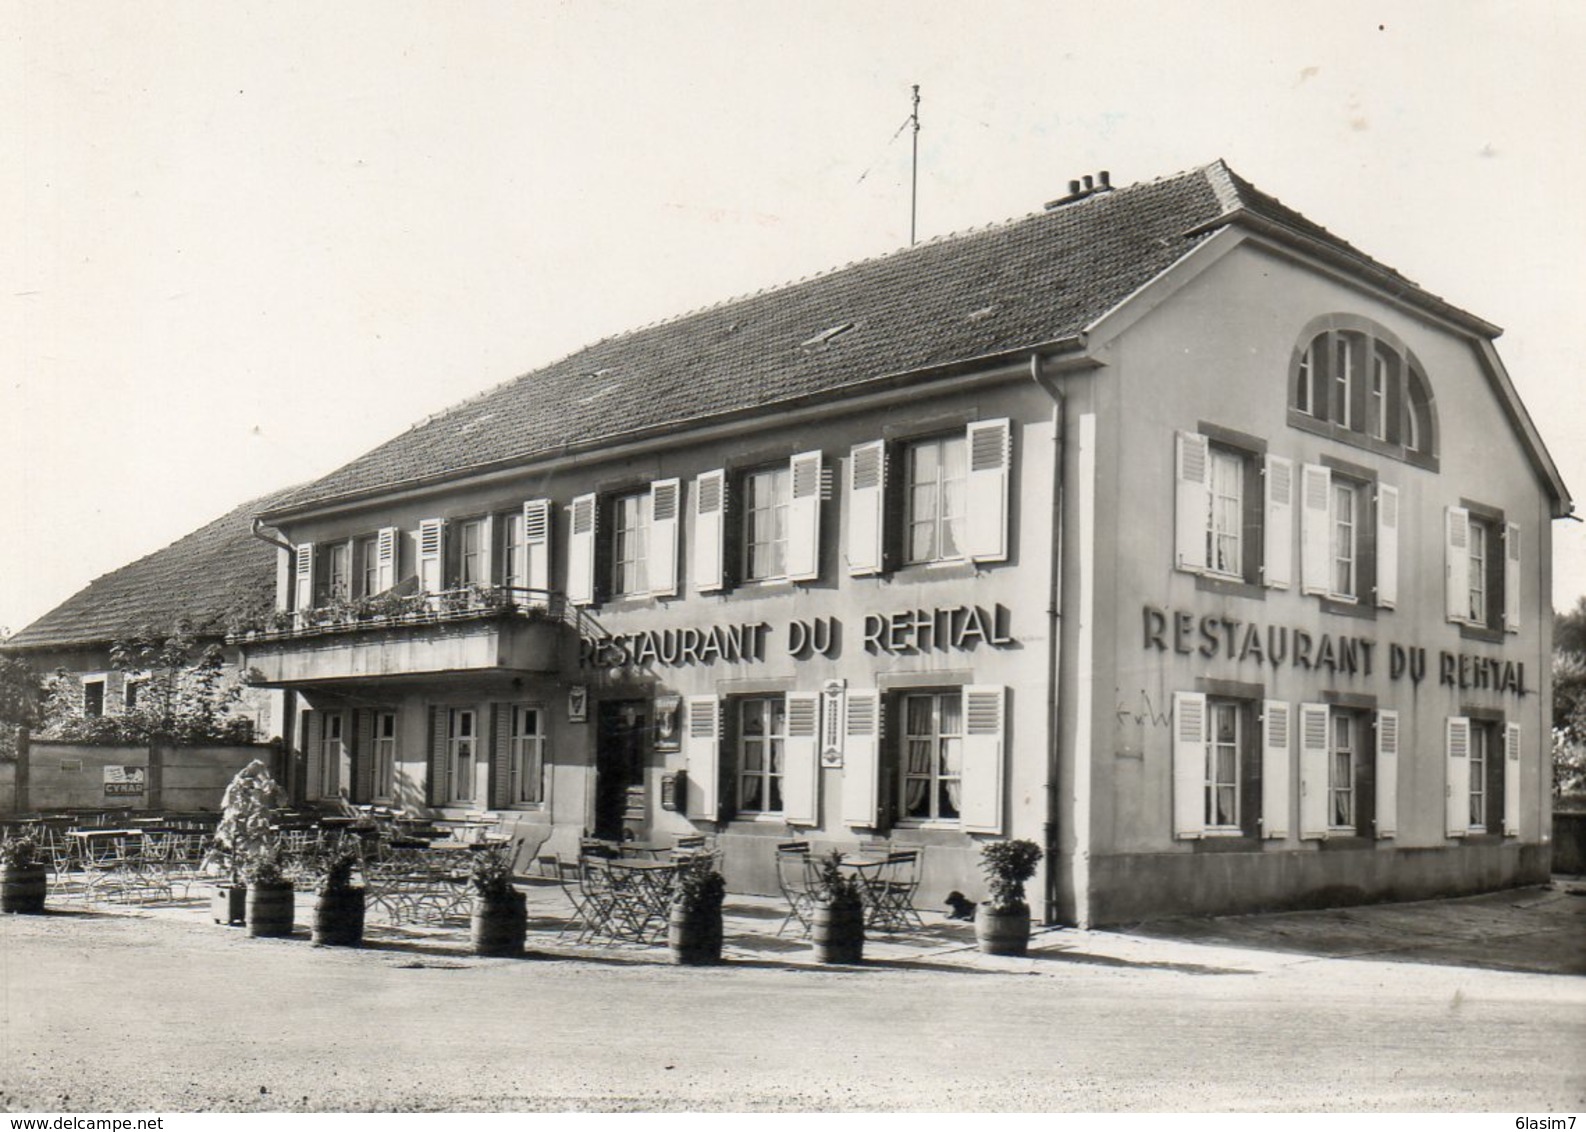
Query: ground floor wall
1086,840,1551,925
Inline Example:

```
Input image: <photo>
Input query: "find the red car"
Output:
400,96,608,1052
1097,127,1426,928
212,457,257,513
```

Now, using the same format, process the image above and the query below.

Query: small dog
944,891,977,921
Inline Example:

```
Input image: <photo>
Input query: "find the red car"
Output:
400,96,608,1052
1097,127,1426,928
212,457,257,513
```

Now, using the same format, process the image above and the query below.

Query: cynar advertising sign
103,765,146,797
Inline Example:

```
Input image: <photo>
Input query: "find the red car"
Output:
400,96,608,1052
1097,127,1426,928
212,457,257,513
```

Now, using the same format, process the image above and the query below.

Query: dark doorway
594,700,647,840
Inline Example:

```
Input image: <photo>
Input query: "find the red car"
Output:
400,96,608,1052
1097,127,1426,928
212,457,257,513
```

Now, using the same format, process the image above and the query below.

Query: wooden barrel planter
668,903,724,965
312,888,366,947
246,882,296,938
0,864,47,915
974,903,1031,956
470,891,527,957
811,900,864,964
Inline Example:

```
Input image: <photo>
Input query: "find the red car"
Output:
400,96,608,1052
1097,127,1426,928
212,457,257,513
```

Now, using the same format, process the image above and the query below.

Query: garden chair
775,840,814,937
868,849,925,931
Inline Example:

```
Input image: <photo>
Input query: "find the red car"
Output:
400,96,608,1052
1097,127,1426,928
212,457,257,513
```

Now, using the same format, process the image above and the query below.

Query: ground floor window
373,711,397,802
1205,700,1243,831
1330,710,1359,831
448,708,476,804
899,691,963,823
736,696,786,814
509,705,546,805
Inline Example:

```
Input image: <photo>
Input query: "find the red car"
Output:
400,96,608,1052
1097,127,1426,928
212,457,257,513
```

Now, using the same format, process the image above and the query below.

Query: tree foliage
1554,598,1586,801
0,654,43,760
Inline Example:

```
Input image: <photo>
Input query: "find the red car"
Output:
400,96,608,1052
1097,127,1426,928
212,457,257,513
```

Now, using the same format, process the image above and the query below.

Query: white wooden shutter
786,451,823,582
1445,506,1471,624
1503,722,1521,836
522,499,552,597
683,695,720,820
649,478,681,598
693,469,726,593
417,519,444,595
1172,691,1206,839
1263,454,1294,590
567,494,597,606
293,543,315,614
1503,522,1521,632
847,440,886,576
964,419,1011,563
1261,700,1291,840
1298,702,1330,840
1300,464,1332,596
374,527,397,593
1445,716,1470,838
301,709,321,800
841,689,881,827
959,685,1006,834
1173,431,1210,574
1375,483,1399,610
782,692,820,826
1375,709,1399,838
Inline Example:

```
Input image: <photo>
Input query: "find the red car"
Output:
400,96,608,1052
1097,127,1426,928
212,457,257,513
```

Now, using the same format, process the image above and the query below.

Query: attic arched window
1289,315,1436,469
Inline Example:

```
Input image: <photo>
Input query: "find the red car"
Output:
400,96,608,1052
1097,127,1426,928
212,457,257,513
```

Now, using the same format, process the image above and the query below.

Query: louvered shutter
1300,464,1332,596
958,686,1006,833
787,452,823,582
783,692,820,826
1261,700,1291,839
520,499,551,600
1375,709,1399,838
567,494,597,606
1172,691,1206,839
1375,483,1399,609
418,519,445,595
294,543,315,614
354,710,374,805
374,527,397,594
841,690,881,827
964,419,1011,563
302,710,321,801
847,440,887,576
1445,716,1470,838
1445,507,1471,624
1298,703,1330,840
491,705,511,809
683,695,721,820
428,706,448,807
649,479,681,598
1263,454,1294,590
1503,522,1521,632
1173,431,1210,574
693,470,726,593
1503,722,1521,836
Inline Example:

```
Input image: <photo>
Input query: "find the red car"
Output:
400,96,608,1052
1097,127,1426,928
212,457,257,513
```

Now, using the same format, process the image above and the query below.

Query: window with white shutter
1503,722,1521,836
957,685,1006,833
649,478,681,598
1375,709,1399,838
1503,522,1521,633
683,695,721,820
1375,483,1399,609
1445,506,1471,624
417,519,445,595
294,543,315,615
963,419,1010,563
782,691,820,826
841,690,881,827
567,494,597,606
786,451,824,581
847,440,886,576
1300,464,1332,596
522,499,552,599
375,527,397,594
1263,455,1294,589
1173,432,1210,574
1298,703,1330,840
1172,691,1207,839
1261,701,1291,839
1445,716,1470,838
693,470,726,593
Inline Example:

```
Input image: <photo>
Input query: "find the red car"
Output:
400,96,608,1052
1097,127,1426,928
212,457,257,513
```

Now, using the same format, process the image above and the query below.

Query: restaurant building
241,161,1571,925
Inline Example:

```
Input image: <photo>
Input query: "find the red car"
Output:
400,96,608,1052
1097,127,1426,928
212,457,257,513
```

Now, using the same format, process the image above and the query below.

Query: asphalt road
1,901,1582,1112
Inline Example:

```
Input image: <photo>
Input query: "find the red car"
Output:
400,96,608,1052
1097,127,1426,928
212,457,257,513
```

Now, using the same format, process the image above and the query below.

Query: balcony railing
229,586,581,644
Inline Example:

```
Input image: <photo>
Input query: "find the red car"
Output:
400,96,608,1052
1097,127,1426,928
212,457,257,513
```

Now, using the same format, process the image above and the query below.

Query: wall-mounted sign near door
568,685,588,724
821,678,846,767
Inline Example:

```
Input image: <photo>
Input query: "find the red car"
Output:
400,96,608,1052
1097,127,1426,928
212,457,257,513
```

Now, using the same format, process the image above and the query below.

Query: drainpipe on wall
1030,352,1065,925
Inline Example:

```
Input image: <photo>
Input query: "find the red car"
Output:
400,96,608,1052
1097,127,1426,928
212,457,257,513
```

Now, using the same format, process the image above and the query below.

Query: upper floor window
1173,429,1273,589
568,483,677,606
742,466,791,581
322,541,350,604
1299,463,1398,612
613,491,651,597
457,518,487,587
82,676,106,718
358,535,381,598
905,434,967,565
1446,504,1519,634
692,454,821,594
1289,318,1435,467
1330,477,1362,601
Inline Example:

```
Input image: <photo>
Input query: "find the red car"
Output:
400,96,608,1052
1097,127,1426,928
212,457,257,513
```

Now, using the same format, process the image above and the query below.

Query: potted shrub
207,758,283,926
245,841,295,938
975,838,1044,956
809,850,865,964
668,853,725,965
468,844,526,957
0,835,47,915
311,843,365,947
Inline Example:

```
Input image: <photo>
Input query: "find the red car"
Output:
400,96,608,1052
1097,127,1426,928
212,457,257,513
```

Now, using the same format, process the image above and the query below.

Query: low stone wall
0,761,14,812
18,740,282,813
1552,812,1586,875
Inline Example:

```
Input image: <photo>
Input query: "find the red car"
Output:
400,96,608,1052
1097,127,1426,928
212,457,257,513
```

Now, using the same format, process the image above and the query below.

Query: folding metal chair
775,840,815,937
869,850,925,931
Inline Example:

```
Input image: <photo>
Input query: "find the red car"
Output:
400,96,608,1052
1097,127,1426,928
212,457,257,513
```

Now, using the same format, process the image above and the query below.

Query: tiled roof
3,487,298,651
265,160,1486,516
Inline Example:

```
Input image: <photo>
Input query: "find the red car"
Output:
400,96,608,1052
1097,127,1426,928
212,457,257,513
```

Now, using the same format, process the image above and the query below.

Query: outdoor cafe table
837,853,897,930
583,858,681,944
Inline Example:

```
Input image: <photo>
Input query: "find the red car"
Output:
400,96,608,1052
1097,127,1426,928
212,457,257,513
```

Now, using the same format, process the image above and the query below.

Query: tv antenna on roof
909,84,921,246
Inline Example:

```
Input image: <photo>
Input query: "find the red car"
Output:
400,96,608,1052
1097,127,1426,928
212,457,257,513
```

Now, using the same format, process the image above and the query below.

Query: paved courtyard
1,879,1582,1111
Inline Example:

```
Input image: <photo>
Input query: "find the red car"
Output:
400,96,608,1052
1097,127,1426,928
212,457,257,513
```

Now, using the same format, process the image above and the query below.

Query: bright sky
4,0,1584,636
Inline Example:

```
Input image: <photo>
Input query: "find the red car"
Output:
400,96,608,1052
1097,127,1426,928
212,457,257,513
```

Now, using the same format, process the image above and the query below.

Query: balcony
234,586,577,688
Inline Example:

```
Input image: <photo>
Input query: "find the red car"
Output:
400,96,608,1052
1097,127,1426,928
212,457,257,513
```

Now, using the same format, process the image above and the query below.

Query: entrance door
595,700,647,841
